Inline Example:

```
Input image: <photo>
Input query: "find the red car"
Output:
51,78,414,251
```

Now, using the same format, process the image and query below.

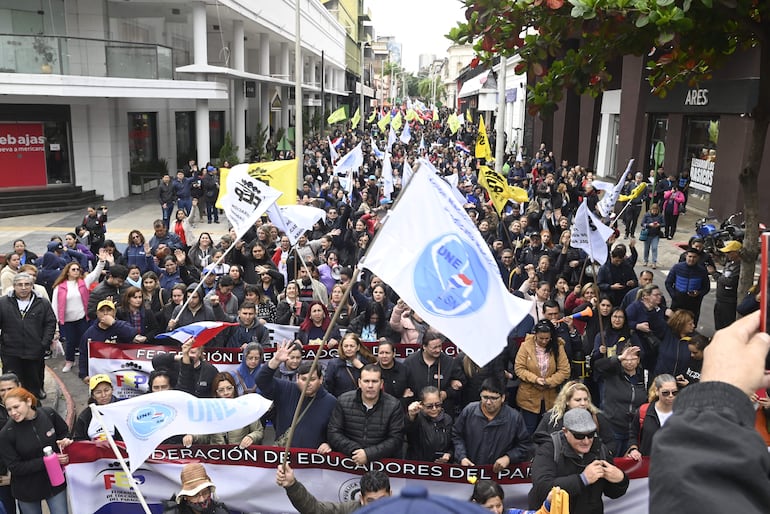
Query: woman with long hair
231,343,263,396
125,230,155,274
295,301,340,348
0,251,21,292
116,286,161,344
227,264,246,305
348,301,392,343
654,309,696,378
52,261,102,374
172,208,196,249
187,232,215,272
0,387,72,514
275,282,308,326
515,319,571,435
244,284,276,324
183,373,263,447
141,271,169,313
324,333,375,397
327,283,353,327
626,374,678,460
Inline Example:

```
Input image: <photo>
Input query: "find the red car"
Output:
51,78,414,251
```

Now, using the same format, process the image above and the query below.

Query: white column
196,99,210,166
192,2,207,66
280,43,290,79
232,20,245,72
259,33,270,75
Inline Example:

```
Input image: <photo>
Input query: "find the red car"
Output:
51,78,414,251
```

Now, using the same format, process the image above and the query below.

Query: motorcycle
694,210,743,255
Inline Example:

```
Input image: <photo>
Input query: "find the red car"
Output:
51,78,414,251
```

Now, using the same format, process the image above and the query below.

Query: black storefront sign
646,78,759,114
245,81,256,98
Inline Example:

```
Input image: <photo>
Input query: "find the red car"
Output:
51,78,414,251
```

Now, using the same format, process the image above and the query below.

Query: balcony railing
0,34,173,79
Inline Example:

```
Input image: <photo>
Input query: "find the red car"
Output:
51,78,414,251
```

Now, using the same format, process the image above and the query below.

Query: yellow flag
367,110,377,124
477,165,529,214
377,112,391,133
433,109,439,122
475,115,493,161
391,112,403,131
447,113,461,135
406,108,417,122
215,159,298,209
466,109,472,123
327,106,347,124
351,107,361,128
619,182,647,202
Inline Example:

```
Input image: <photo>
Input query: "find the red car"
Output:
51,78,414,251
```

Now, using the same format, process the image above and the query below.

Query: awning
458,70,490,99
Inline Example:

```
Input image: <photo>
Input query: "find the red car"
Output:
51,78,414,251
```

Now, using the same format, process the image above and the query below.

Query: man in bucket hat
164,463,231,514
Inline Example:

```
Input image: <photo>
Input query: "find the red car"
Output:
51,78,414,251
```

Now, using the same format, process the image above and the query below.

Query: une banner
0,122,47,187
65,443,651,514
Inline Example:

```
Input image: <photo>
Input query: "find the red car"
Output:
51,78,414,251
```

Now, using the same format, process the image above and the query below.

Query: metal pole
320,50,325,139
495,57,507,174
295,0,303,183
360,41,365,133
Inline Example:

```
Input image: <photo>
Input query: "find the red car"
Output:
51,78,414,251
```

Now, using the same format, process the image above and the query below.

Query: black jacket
0,406,70,502
178,360,220,398
403,350,465,416
650,382,770,513
592,356,647,434
528,433,629,514
405,410,454,462
0,293,56,359
87,281,126,320
327,389,404,461
627,400,664,456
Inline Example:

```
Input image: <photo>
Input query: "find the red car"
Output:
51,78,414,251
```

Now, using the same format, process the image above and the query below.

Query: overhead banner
0,123,48,187
65,443,651,514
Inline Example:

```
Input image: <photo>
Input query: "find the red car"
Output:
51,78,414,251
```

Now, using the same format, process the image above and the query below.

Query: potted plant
33,36,56,73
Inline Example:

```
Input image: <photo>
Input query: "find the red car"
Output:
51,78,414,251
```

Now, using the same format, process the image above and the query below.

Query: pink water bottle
42,446,65,486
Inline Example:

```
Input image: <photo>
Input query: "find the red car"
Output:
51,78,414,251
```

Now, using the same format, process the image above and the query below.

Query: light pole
359,40,370,133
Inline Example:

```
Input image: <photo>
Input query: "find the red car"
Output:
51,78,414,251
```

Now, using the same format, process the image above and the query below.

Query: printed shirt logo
127,404,176,440
414,234,488,317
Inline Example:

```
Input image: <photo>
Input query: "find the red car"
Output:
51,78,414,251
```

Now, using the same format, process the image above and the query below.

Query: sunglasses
569,431,596,440
660,390,678,397
422,402,443,410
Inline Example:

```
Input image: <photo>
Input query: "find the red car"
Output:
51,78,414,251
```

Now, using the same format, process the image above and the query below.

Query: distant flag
156,321,238,348
406,97,413,109
377,112,391,133
327,106,347,125
371,136,384,159
399,123,412,145
571,200,615,265
330,137,344,149
419,158,466,206
475,115,493,161
619,182,647,202
267,203,326,245
418,135,426,153
367,110,377,124
465,109,473,123
381,154,394,200
455,141,471,154
596,159,634,218
388,126,398,151
391,111,403,131
402,159,414,187
433,108,439,122
477,165,529,214
220,164,283,238
328,137,339,163
351,107,361,129
447,113,461,135
406,108,418,122
333,142,364,175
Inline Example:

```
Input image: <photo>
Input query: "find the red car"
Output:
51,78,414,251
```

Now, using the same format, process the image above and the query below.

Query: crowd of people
0,108,767,514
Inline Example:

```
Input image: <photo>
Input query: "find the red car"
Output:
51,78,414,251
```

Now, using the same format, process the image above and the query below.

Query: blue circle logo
127,404,176,440
413,234,488,317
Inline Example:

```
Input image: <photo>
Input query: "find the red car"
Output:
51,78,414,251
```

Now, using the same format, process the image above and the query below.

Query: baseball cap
47,241,64,252
368,174,377,180
89,374,112,392
719,240,742,253
563,408,597,434
96,299,116,311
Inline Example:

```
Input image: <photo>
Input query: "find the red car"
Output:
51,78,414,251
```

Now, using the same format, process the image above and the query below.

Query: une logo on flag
414,234,488,317
127,404,176,439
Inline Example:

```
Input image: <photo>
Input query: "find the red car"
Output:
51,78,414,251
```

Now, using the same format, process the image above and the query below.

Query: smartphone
760,233,770,369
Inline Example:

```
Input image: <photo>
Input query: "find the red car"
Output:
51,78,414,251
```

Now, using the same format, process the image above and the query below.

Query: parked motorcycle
694,210,743,255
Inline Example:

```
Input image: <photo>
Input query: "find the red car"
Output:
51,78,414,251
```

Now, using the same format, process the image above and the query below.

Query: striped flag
156,321,238,348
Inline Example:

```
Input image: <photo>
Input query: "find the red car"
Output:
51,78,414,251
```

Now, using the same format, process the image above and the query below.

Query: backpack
637,402,650,441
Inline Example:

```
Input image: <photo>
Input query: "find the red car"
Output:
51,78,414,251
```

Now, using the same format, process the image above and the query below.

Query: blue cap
356,486,489,513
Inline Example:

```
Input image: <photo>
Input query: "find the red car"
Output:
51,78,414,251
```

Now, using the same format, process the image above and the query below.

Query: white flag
362,168,532,367
222,164,283,240
425,158,468,207
267,203,326,245
95,390,272,472
402,159,414,188
333,142,364,175
370,137,384,159
571,200,615,265
418,136,425,153
328,137,339,163
596,159,634,218
399,123,411,145
382,153,394,200
387,126,397,151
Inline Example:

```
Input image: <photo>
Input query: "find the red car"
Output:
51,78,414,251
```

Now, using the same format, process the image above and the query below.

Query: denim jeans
18,489,68,514
643,235,660,264
161,202,175,230
177,198,192,216
59,318,89,363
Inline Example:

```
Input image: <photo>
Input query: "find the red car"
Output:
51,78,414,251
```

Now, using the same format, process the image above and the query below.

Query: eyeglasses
423,402,443,410
660,390,678,397
569,431,596,440
216,385,235,394
70,267,81,272
480,395,502,403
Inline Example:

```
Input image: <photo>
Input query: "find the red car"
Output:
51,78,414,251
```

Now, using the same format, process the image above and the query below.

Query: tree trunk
737,42,770,299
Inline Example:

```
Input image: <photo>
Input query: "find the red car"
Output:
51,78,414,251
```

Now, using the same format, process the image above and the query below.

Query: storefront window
681,117,718,214
647,115,668,173
174,111,226,169
128,112,158,171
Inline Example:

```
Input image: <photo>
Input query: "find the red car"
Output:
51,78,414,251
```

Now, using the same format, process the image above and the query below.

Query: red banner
0,123,47,187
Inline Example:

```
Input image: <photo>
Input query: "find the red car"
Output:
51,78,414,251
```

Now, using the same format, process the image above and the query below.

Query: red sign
0,123,47,187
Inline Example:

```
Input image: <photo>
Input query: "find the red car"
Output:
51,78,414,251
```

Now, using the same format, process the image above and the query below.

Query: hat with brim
88,373,112,392
719,240,742,253
357,486,489,513
177,463,216,503
563,407,597,434
96,299,115,311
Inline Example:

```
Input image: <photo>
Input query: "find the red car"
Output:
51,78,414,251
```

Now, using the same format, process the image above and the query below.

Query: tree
417,76,446,103
449,0,770,297
217,132,239,166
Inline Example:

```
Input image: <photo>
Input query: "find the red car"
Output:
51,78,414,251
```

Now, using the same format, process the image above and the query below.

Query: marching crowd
0,109,767,514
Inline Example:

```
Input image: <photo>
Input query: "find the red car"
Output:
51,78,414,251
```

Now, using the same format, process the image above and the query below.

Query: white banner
596,159,634,218
96,391,272,472
267,204,326,246
222,164,283,239
65,444,652,514
362,165,532,367
571,200,615,265
689,157,714,193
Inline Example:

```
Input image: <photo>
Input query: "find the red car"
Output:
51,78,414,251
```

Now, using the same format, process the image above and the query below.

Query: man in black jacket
158,174,176,229
402,331,464,417
86,264,128,320
0,273,57,399
327,364,404,465
529,408,628,514
177,338,219,398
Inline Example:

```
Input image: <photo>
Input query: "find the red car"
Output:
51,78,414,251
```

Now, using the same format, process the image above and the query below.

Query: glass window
128,112,158,170
647,115,668,172
681,116,719,213
209,111,225,161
